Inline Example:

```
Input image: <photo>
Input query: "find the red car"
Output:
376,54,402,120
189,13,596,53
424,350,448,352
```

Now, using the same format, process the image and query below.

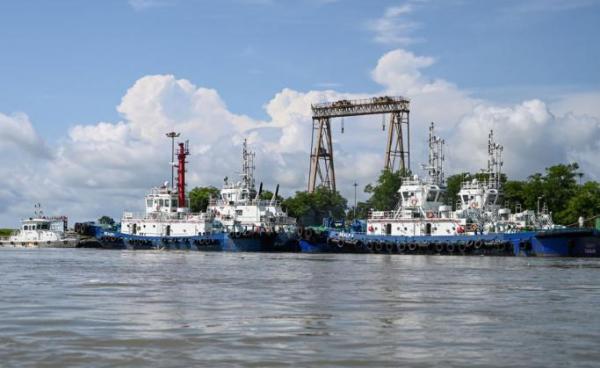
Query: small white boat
0,205,78,248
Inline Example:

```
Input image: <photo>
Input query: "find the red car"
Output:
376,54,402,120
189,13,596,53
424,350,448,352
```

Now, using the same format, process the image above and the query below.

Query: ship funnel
274,184,279,200
257,182,263,199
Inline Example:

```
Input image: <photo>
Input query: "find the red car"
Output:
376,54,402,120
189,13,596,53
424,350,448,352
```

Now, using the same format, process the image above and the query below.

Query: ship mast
241,139,256,191
176,140,190,207
487,130,503,189
422,122,445,186
166,131,180,191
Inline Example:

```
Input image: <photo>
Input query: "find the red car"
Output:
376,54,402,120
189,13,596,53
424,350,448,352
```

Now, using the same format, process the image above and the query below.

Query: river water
0,249,599,367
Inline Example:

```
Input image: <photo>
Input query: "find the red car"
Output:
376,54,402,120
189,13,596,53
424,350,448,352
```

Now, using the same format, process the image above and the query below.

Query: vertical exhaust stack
271,184,279,205
177,141,190,208
257,182,263,200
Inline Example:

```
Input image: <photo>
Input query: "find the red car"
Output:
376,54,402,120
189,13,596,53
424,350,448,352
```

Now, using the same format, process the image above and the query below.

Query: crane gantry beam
308,96,411,193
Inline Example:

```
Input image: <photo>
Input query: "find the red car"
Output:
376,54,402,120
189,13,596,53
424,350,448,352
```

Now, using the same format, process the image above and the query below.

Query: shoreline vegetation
186,162,597,227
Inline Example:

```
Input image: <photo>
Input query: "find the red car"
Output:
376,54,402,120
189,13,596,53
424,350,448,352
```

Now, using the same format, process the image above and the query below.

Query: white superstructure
120,137,213,238
367,123,467,236
120,183,213,237
366,124,555,237
208,139,296,233
0,204,78,248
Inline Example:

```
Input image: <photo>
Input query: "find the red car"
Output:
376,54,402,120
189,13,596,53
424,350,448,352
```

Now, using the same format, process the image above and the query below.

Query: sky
0,0,599,226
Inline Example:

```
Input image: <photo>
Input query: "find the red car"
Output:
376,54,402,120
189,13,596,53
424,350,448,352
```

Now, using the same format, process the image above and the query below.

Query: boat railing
122,212,212,222
208,198,282,207
368,210,399,220
460,180,501,190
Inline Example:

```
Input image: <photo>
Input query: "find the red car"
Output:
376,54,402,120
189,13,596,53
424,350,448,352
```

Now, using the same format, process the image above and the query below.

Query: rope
565,214,600,228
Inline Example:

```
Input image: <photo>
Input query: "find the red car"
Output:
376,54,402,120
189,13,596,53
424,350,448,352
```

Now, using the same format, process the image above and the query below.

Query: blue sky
1,0,599,142
1,0,600,224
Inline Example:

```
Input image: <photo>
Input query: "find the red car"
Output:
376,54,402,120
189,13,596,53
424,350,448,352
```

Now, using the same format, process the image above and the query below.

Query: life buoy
355,241,364,251
410,197,418,206
426,211,434,219
368,225,374,233
456,225,465,234
470,202,479,209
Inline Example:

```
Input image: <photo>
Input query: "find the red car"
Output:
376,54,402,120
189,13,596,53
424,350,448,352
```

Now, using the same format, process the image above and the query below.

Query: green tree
346,201,370,221
282,187,347,226
561,181,600,226
502,180,527,211
522,172,544,210
98,216,115,226
363,169,404,211
445,172,470,209
259,190,284,202
189,186,220,212
542,163,579,223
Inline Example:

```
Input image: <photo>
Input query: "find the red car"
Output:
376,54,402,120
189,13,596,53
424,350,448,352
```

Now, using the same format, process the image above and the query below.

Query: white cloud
368,3,421,45
0,112,52,159
128,0,171,11
0,47,599,226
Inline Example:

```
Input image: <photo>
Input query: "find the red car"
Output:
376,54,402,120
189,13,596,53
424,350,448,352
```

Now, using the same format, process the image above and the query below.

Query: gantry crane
308,96,410,193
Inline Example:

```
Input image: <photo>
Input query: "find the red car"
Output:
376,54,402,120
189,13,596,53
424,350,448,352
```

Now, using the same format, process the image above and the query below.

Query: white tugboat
452,130,555,233
0,204,78,248
207,139,298,251
209,139,296,233
366,122,466,236
97,136,217,250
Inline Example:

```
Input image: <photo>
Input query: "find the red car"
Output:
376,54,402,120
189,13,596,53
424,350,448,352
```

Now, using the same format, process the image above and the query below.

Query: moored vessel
299,123,600,257
208,139,298,252
0,204,78,248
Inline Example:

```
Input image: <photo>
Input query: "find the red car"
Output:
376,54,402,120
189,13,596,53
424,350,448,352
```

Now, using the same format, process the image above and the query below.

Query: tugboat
208,139,298,251
88,136,222,250
0,204,78,248
300,123,600,257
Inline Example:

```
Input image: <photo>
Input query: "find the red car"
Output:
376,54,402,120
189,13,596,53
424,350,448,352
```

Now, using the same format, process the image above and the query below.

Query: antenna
421,122,445,185
487,130,503,189
166,132,181,191
242,139,256,191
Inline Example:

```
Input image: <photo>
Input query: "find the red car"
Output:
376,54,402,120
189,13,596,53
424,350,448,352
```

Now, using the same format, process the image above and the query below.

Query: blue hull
299,229,600,257
94,228,298,253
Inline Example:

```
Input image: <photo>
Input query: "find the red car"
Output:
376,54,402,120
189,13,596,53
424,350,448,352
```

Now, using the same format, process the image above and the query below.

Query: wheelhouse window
426,190,438,202
146,199,152,207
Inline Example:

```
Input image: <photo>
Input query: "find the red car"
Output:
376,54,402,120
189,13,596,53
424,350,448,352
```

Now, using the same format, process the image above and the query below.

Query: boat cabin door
385,223,392,235
166,225,171,236
425,223,432,236
132,223,137,235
